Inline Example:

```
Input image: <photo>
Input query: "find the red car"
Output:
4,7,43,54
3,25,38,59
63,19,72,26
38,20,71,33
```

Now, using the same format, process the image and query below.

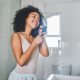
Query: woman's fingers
39,32,45,36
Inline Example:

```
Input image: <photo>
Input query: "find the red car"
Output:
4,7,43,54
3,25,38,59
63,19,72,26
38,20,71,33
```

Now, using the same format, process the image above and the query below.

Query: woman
8,5,49,80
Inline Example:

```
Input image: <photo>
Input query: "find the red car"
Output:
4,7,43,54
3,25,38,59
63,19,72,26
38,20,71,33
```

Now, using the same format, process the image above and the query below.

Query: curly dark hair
12,5,44,37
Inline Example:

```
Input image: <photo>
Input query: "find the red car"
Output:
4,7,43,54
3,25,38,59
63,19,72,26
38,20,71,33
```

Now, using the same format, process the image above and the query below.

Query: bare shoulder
11,32,21,43
11,32,19,38
11,32,20,39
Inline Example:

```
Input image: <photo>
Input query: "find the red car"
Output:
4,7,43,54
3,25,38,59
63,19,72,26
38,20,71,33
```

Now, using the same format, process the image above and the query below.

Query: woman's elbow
42,52,49,57
44,53,49,57
18,62,24,67
17,59,25,67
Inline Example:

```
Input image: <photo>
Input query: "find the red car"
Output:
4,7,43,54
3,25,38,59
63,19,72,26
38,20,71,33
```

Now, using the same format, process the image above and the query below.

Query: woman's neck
24,27,32,37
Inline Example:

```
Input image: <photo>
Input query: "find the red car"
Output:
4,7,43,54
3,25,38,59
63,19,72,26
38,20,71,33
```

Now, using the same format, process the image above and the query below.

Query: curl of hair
12,5,43,37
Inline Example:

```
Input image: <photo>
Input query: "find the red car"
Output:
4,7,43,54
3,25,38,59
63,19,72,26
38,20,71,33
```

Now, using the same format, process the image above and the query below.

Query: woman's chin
32,26,38,29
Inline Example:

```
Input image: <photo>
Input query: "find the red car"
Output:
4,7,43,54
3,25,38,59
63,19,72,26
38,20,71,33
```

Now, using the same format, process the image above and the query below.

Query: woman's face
26,12,40,29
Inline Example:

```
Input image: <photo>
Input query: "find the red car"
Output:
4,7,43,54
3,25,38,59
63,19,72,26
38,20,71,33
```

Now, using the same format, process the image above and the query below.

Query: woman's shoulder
12,32,21,37
11,32,21,41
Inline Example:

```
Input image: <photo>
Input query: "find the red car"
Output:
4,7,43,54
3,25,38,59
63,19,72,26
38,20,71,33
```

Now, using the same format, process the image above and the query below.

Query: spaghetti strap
15,32,22,43
18,33,31,44
17,32,23,39
16,32,27,43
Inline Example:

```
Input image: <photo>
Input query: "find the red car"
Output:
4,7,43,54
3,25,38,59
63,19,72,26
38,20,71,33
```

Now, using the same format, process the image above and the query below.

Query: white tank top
14,33,39,74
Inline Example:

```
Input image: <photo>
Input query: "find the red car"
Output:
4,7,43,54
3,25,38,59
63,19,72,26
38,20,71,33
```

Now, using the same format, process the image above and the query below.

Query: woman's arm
39,38,49,57
11,33,38,67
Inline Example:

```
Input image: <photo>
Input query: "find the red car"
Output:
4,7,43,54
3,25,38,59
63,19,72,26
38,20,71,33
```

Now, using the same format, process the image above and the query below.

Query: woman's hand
33,32,45,45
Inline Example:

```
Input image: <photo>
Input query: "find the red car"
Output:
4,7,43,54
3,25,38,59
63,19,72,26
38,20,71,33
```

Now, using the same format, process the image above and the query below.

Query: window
46,15,61,47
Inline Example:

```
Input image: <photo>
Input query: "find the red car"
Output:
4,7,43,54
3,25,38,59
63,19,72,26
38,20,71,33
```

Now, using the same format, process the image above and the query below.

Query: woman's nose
35,18,39,22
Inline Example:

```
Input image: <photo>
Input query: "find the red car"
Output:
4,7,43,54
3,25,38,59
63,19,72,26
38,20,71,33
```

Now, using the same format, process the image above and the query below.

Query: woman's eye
37,18,40,21
32,15,40,21
33,16,36,18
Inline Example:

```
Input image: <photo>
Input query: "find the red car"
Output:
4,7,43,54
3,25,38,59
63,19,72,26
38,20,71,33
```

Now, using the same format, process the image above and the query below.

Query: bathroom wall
0,0,21,80
46,2,80,76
